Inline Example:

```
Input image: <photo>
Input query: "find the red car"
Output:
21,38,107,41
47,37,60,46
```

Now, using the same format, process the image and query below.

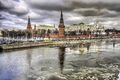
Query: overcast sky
0,0,120,29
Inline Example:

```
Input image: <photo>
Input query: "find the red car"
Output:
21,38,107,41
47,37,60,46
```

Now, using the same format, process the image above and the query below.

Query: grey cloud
1,0,120,29
24,0,120,17
66,1,120,17
75,8,120,17
0,0,28,16
24,9,61,24
70,1,120,12
76,9,99,16
0,14,5,20
8,9,28,16
0,2,7,10
0,0,13,10
25,0,120,12
24,0,72,11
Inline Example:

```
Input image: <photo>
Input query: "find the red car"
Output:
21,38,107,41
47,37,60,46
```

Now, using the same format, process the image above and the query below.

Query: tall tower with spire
26,16,33,34
58,10,65,38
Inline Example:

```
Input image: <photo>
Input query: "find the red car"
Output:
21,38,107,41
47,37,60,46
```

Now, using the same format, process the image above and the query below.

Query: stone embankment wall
0,38,119,50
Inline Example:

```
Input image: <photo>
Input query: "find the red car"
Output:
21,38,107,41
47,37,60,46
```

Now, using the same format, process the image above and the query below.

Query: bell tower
58,10,65,38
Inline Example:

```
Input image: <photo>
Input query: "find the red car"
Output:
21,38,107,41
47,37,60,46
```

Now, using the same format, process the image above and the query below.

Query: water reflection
26,50,32,67
79,44,85,54
26,50,32,78
113,40,116,47
68,43,92,55
58,47,65,74
86,43,91,51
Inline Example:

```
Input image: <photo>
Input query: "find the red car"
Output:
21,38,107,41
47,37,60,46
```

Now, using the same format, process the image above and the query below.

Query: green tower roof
28,16,31,26
60,10,64,24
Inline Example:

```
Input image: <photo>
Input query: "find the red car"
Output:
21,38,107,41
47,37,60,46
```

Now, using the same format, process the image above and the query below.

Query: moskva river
0,39,120,80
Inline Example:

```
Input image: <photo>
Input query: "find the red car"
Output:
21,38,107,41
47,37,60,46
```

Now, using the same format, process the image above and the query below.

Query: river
0,39,120,80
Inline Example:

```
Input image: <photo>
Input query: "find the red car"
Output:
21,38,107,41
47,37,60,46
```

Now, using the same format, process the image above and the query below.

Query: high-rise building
58,10,65,38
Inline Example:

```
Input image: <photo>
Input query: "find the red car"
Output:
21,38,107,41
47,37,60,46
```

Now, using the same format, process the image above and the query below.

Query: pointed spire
26,16,32,31
28,16,31,26
60,10,64,24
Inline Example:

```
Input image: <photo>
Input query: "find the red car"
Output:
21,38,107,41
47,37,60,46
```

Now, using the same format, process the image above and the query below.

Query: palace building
65,22,104,35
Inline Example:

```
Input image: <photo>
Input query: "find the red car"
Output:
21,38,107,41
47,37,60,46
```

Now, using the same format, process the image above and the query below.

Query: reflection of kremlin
113,40,116,47
26,10,115,39
65,43,91,54
67,42,103,54
58,47,65,73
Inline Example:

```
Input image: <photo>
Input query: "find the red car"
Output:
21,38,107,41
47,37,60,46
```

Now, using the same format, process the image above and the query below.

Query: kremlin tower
26,16,33,34
58,10,65,38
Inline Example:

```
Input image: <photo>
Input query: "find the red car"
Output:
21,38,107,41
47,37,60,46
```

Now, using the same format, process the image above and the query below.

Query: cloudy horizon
0,0,120,29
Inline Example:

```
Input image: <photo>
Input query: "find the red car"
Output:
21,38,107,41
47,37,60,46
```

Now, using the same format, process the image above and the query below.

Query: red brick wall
49,34,59,38
33,34,120,38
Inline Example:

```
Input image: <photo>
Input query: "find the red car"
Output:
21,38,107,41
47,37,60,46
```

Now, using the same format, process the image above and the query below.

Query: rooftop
37,25,54,28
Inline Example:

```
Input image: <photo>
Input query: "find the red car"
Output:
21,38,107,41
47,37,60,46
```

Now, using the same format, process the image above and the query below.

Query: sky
0,0,120,29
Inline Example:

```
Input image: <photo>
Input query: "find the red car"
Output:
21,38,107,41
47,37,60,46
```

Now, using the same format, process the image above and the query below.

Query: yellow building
65,22,104,32
65,23,96,32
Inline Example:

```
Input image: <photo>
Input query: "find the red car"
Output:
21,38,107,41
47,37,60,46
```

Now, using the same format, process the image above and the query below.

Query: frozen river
0,39,120,80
